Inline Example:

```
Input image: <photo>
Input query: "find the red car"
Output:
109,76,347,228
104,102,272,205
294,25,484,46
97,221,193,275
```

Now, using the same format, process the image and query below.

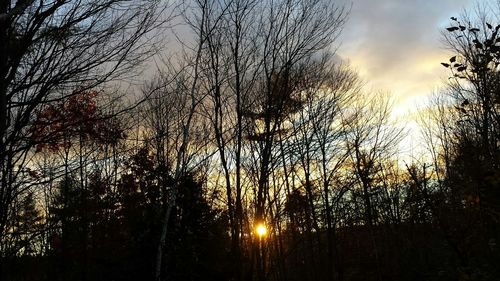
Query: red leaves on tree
31,90,124,152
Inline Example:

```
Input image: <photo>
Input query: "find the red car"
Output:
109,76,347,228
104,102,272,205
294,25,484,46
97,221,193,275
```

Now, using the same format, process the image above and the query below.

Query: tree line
1,0,500,281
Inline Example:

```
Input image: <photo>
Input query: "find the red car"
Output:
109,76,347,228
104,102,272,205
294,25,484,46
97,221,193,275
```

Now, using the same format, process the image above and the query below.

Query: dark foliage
1,149,229,281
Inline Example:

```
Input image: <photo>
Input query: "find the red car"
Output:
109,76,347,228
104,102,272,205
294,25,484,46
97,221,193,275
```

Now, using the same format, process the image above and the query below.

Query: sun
256,224,267,237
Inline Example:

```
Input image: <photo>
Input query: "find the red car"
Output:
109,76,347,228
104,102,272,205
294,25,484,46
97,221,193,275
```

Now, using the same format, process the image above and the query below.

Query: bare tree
142,1,218,279
345,93,403,227
200,2,260,278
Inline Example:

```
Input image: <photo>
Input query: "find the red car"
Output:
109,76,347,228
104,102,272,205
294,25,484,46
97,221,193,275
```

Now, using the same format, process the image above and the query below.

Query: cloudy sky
332,0,494,156
337,0,474,116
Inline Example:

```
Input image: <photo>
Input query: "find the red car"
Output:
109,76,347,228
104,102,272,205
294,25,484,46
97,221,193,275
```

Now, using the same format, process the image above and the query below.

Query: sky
335,0,480,157
337,0,473,116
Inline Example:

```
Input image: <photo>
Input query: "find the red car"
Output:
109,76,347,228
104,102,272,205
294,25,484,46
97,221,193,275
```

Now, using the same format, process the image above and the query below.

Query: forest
1,0,500,280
